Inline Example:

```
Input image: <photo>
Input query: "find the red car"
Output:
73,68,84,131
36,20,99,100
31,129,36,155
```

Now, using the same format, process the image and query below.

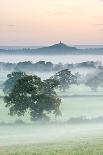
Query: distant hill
0,42,103,55
0,42,78,55
35,42,77,55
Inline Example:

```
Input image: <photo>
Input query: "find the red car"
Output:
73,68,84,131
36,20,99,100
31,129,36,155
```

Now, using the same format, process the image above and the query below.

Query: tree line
0,61,100,72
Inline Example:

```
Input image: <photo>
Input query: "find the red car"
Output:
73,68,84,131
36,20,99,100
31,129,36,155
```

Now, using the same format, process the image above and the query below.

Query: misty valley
0,51,103,152
1,0,103,153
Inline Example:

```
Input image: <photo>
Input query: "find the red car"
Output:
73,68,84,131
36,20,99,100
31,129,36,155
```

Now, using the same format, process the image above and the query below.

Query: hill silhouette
0,42,103,55
35,41,77,54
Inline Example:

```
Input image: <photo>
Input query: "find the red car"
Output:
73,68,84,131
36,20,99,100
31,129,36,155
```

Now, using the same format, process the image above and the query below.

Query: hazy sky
0,0,103,46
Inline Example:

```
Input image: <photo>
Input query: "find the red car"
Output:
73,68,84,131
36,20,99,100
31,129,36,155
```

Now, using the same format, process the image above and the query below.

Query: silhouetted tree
4,75,61,121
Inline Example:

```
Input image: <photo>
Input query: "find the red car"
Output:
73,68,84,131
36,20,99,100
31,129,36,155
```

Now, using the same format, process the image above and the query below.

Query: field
1,138,103,155
1,85,103,154
0,0,103,153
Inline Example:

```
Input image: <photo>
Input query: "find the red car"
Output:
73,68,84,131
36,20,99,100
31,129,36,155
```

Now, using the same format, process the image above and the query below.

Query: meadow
1,137,103,155
1,78,103,155
0,85,103,149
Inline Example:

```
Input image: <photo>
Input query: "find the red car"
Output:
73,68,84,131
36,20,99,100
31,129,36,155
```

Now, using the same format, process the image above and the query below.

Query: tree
85,70,103,91
15,61,33,72
53,63,63,71
43,78,59,95
74,72,82,85
3,72,26,94
53,69,77,92
4,75,61,121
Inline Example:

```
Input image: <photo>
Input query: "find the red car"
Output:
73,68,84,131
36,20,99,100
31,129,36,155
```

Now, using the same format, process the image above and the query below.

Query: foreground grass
1,139,103,155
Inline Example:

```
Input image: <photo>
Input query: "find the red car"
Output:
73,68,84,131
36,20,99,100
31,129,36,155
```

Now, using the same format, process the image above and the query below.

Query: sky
0,0,103,46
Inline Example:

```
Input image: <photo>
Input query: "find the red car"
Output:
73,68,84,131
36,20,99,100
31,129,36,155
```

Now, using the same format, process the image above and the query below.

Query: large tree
53,69,77,92
4,75,61,121
3,72,26,94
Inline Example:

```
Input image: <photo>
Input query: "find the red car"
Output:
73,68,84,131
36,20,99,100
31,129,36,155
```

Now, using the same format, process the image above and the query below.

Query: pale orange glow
0,0,103,45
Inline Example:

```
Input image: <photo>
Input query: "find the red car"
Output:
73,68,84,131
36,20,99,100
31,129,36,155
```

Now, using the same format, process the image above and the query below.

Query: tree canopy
3,72,26,94
4,74,61,121
52,69,77,92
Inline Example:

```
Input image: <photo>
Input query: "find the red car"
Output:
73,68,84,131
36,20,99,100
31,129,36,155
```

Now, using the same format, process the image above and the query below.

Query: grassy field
1,85,103,154
1,138,103,155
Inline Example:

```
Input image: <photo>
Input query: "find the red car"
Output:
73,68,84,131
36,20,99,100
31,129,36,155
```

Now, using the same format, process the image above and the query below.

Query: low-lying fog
0,93,103,146
0,54,103,146
1,124,103,146
0,54,103,64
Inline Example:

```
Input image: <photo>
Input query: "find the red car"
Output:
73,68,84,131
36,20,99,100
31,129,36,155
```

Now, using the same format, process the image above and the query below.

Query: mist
0,52,103,148
1,86,103,146
0,54,103,64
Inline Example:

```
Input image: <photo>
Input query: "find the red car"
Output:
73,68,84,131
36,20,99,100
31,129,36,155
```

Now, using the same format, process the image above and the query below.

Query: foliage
43,78,59,95
85,69,103,91
4,75,61,121
3,72,26,94
74,72,82,85
53,69,77,92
